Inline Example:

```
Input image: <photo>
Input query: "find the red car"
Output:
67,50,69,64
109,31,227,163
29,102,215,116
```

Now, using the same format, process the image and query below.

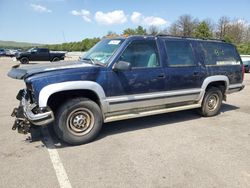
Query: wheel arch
51,56,60,62
39,81,108,113
198,75,229,103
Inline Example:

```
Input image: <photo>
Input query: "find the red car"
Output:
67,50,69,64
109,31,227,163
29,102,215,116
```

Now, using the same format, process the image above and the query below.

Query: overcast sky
0,0,250,44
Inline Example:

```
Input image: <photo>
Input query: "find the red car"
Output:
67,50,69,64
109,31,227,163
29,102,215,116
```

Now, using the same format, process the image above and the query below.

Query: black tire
52,57,60,62
54,98,103,145
20,57,29,64
199,87,223,117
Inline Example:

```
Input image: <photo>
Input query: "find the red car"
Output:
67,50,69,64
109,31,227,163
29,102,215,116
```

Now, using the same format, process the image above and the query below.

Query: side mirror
113,61,132,71
31,51,36,54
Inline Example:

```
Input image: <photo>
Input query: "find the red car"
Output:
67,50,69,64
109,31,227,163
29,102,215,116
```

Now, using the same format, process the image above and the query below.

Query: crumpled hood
7,61,94,79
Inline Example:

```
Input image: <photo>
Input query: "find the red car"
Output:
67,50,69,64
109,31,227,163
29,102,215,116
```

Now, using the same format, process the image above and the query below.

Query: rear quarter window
199,42,240,66
38,49,49,53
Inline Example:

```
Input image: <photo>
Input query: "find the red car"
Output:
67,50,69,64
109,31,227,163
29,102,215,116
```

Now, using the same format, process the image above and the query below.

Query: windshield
81,39,124,65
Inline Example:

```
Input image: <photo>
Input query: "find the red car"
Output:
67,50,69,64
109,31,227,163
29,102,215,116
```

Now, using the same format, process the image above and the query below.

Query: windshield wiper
81,58,94,64
81,58,105,67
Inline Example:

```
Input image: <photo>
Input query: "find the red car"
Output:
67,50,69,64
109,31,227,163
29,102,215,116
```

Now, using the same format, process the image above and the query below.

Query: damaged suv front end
8,60,101,135
8,63,70,134
11,87,54,134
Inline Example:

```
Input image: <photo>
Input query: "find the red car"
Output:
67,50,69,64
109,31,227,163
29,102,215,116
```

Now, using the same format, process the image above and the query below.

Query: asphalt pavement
0,57,249,188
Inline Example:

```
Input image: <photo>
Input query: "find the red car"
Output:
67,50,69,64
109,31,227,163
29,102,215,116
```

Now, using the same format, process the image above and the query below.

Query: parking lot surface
0,57,250,188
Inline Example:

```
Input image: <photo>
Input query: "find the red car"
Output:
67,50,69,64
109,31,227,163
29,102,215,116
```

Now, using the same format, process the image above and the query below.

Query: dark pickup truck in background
15,47,66,64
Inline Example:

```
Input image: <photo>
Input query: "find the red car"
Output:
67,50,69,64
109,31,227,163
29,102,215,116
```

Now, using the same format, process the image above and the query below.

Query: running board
104,103,201,123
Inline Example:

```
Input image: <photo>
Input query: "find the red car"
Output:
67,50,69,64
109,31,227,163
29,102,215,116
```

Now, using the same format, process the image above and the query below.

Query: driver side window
119,40,160,68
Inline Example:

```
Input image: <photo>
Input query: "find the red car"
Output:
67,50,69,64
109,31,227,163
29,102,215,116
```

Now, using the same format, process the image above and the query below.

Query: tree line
44,15,250,54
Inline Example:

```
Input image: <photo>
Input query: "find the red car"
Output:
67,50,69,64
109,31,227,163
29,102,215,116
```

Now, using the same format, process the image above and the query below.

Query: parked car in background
0,48,6,56
15,47,66,64
5,49,20,57
243,60,250,73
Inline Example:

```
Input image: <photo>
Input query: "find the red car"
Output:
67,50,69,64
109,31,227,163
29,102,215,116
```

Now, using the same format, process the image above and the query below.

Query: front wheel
199,87,223,117
54,98,103,145
20,57,29,64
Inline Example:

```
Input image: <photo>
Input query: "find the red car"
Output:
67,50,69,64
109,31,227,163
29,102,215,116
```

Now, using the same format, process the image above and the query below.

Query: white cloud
70,9,168,26
95,10,127,25
71,9,92,22
131,11,167,26
131,12,142,24
30,4,52,13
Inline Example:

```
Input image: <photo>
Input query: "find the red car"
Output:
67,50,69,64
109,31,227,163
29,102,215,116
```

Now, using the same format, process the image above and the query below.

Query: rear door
35,48,49,61
163,39,203,101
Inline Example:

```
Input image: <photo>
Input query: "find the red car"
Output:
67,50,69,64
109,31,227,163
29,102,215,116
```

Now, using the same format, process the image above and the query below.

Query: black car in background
0,48,6,56
16,47,66,64
243,60,250,73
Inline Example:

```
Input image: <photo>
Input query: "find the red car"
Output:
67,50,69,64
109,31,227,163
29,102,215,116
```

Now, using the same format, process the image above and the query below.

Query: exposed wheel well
47,90,101,113
20,56,29,61
51,57,60,61
206,81,227,100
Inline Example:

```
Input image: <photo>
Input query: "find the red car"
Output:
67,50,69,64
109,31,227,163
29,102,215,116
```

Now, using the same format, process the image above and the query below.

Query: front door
107,39,166,112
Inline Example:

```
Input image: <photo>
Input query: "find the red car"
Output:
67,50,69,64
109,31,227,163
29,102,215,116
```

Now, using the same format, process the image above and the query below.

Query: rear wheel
52,57,60,62
200,87,223,117
54,98,103,145
20,57,29,64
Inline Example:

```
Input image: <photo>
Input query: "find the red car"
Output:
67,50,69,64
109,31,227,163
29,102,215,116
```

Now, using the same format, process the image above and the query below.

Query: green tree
135,26,147,35
123,28,136,36
237,43,250,54
123,26,147,36
223,34,234,43
193,21,213,39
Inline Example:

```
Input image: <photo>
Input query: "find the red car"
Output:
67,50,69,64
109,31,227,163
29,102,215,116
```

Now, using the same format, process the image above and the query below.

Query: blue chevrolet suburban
8,35,245,145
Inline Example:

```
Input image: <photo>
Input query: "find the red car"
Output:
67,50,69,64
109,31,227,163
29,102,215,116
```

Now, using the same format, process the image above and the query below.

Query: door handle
193,71,199,76
157,74,166,79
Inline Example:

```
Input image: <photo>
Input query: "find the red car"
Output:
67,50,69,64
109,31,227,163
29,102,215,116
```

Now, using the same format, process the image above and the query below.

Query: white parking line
41,127,72,188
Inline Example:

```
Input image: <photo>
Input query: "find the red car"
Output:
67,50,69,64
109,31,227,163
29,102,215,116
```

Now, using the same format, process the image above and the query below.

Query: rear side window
199,42,240,66
38,49,48,53
165,41,196,67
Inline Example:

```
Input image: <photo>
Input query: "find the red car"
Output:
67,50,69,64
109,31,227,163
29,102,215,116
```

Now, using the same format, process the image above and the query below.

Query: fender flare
38,81,108,112
198,75,229,103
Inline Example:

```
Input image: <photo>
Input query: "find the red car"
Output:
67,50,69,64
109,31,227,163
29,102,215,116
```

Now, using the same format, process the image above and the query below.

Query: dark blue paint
23,36,243,104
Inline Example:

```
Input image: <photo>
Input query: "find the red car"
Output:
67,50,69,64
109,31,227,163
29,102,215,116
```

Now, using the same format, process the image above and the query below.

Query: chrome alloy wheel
66,108,95,136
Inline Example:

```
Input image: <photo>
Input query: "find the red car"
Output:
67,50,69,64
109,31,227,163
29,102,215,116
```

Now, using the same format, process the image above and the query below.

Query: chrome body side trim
227,83,245,94
105,89,201,112
104,103,201,123
39,81,108,113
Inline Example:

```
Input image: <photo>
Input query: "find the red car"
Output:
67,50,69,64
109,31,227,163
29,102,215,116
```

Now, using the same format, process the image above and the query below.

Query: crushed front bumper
11,89,54,134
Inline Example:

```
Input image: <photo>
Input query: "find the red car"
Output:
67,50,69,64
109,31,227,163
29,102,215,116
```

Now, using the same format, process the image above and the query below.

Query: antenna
62,30,66,43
